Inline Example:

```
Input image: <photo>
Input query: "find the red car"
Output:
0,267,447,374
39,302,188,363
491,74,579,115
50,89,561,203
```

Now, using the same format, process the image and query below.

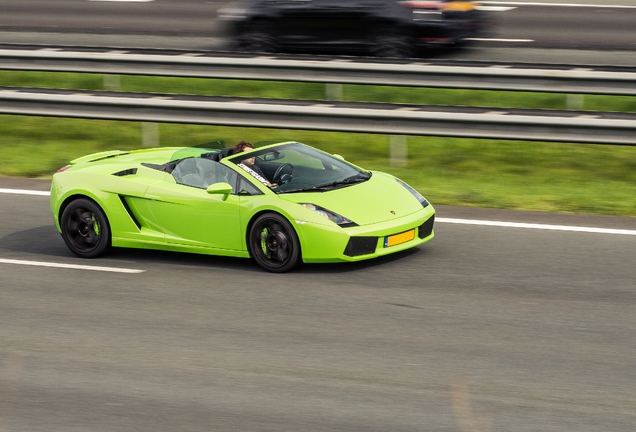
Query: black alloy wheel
248,213,301,273
60,198,111,258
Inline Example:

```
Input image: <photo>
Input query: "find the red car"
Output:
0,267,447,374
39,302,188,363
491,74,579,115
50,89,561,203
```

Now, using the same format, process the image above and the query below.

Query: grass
2,71,636,112
1,71,635,217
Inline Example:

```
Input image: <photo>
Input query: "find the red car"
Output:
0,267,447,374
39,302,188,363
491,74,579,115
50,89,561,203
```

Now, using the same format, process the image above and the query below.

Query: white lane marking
0,258,145,273
3,187,634,237
437,217,636,236
465,38,535,42
476,6,518,11
481,2,636,8
0,188,50,196
88,0,153,2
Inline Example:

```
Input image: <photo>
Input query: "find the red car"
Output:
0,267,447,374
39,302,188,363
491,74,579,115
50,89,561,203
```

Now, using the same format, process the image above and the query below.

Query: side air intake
112,168,138,177
418,215,435,239
343,237,377,257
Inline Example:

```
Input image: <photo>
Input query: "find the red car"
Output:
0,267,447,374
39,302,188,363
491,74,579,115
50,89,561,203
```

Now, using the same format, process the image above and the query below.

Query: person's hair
233,141,253,153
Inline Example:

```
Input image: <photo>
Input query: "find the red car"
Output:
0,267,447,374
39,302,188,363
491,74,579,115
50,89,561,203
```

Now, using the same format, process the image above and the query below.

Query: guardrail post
566,94,585,110
103,74,121,91
389,135,408,167
141,122,159,148
325,83,343,101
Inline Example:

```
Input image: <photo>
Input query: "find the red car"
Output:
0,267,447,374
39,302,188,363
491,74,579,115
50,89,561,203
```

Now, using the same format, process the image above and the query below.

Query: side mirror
332,154,345,161
206,182,232,199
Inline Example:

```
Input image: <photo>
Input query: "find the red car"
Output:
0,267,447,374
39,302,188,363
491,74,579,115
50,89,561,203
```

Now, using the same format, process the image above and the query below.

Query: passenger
233,141,277,187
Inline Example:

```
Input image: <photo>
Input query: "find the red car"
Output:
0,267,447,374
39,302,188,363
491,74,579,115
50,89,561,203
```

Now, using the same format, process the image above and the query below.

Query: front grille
343,237,377,257
418,215,435,239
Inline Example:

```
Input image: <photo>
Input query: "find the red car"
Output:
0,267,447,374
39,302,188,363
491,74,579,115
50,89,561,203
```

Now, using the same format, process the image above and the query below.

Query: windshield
228,143,371,193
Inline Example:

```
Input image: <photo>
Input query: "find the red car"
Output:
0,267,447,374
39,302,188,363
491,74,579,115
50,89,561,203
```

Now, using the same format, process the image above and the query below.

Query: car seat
219,147,234,160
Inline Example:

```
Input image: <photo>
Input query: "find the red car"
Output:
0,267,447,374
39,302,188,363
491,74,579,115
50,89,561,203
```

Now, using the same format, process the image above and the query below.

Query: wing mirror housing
207,182,233,199
332,154,345,161
262,151,284,161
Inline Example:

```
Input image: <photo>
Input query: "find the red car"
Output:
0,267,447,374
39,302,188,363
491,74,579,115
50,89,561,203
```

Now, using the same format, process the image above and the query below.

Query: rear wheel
239,22,277,53
248,213,301,273
371,30,413,58
60,198,111,258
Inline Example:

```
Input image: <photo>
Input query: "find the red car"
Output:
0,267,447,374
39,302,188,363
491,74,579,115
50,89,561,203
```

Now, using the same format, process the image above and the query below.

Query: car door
311,0,369,45
277,0,357,45
143,160,244,252
268,0,319,45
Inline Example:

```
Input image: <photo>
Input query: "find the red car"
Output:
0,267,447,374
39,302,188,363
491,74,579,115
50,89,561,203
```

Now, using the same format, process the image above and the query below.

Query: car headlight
300,203,358,227
395,178,430,208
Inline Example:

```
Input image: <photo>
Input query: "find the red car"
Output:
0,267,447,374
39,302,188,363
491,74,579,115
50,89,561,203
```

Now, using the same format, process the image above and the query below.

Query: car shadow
0,225,72,258
294,247,427,275
0,225,263,272
109,248,264,273
109,247,428,275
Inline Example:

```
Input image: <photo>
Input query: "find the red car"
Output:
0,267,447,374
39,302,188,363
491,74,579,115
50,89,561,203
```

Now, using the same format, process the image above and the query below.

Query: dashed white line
0,188,49,196
0,258,145,273
476,6,518,11
465,38,535,43
87,0,153,2
437,218,636,236
481,2,636,8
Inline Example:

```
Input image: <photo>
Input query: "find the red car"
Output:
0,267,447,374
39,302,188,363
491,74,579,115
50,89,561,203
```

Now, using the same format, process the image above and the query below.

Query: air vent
112,168,138,177
418,215,435,239
119,196,141,230
343,237,377,257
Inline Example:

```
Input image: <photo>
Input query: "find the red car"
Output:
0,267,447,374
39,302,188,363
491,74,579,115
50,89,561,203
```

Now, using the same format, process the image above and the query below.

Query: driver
232,141,277,188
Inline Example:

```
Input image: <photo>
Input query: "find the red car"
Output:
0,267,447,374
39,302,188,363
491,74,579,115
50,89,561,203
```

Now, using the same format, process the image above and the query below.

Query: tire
60,198,111,258
248,212,301,273
238,22,277,53
371,30,413,58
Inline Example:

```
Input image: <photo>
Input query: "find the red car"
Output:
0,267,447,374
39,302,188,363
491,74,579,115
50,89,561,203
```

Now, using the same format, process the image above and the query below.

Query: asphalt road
1,177,635,431
1,1,636,429
1,0,636,65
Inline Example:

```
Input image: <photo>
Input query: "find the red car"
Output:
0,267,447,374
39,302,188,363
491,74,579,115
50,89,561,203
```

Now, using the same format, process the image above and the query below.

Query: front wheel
60,198,111,258
248,213,301,273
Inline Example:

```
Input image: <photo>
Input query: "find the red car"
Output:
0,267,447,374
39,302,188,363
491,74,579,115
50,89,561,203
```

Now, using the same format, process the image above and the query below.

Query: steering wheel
272,163,294,184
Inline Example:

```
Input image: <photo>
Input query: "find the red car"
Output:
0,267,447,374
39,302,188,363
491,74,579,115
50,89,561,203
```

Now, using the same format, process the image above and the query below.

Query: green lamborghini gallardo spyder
50,141,435,272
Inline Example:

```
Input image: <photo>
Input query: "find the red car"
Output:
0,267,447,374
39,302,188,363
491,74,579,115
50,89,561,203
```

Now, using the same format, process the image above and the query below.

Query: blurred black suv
219,0,488,57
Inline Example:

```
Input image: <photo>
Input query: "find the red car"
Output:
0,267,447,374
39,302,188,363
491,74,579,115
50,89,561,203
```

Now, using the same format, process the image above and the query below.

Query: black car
218,0,487,57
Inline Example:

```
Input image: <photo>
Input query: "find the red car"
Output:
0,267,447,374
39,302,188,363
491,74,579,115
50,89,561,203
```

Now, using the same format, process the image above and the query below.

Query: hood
280,171,426,226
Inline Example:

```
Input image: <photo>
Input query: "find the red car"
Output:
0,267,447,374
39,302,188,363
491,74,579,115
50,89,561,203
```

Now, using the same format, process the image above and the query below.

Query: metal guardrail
1,49,636,96
1,88,635,145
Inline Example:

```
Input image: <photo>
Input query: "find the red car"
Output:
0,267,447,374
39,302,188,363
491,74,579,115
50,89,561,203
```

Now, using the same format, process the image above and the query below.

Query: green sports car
50,141,435,272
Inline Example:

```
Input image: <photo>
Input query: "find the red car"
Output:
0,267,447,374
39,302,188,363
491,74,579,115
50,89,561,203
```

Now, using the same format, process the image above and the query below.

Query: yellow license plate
442,2,476,12
384,229,415,247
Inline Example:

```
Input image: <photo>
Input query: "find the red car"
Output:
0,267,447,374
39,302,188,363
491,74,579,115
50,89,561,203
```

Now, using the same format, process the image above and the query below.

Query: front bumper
296,205,435,263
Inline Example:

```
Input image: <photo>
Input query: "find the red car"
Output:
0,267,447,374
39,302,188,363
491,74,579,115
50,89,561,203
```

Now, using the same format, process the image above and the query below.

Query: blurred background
1,1,636,432
1,0,635,213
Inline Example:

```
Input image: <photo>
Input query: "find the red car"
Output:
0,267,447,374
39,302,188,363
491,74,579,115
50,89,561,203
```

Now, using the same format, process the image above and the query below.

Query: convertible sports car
219,0,488,57
50,142,435,272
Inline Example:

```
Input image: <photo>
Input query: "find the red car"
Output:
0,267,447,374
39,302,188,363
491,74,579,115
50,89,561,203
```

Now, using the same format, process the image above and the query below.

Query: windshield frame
227,142,371,194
